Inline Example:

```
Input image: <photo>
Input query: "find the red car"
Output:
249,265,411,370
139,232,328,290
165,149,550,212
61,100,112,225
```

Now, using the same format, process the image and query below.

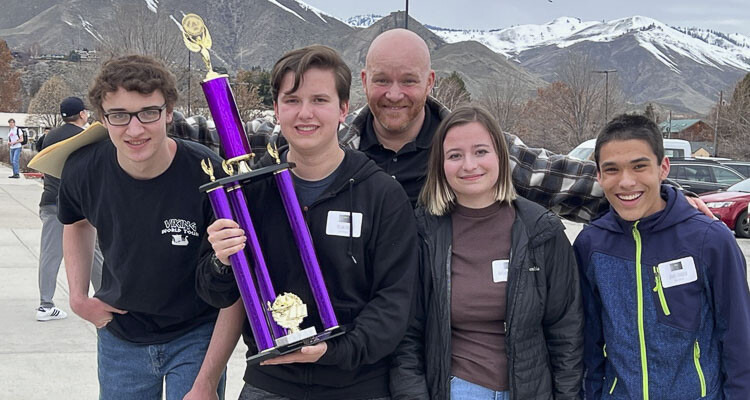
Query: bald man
336,28,607,221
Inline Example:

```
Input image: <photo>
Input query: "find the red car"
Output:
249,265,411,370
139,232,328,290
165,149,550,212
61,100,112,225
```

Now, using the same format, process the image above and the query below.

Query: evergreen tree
644,103,657,123
239,68,273,107
433,71,471,110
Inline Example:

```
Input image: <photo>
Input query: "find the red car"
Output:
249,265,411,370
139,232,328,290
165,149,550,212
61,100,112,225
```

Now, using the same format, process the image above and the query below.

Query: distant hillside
0,2,543,106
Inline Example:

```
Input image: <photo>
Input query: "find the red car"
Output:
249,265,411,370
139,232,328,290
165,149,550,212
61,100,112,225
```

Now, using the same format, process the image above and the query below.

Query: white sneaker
36,306,68,321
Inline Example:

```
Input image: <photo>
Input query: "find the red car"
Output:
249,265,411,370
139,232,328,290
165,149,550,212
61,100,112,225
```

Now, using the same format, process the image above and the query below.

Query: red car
700,178,750,238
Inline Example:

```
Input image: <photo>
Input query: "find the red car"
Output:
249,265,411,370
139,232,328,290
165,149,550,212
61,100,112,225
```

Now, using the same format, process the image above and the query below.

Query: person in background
36,96,104,321
7,118,23,178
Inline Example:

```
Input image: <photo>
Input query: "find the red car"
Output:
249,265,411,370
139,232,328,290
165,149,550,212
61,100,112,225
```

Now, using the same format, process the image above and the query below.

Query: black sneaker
8,175,20,179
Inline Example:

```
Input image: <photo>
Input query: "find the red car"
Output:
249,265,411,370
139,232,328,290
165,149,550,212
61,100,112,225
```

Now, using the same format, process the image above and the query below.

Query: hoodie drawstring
347,178,357,264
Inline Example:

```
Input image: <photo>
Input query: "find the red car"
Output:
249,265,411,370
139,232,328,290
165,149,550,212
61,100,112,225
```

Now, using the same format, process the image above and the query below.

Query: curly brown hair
88,55,178,119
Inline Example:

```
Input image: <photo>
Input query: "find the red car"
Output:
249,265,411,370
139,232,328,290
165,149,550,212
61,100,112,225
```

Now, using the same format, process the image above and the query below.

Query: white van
568,138,692,161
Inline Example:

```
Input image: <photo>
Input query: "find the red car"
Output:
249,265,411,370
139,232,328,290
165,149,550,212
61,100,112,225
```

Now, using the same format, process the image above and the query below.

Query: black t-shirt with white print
58,138,220,344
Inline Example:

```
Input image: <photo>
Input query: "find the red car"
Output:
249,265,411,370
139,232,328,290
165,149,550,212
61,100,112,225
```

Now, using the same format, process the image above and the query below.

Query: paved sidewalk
0,164,246,399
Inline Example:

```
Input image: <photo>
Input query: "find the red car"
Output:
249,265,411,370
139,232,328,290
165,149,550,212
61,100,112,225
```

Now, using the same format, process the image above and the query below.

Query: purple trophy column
226,186,286,338
201,76,286,339
274,169,339,329
201,77,251,158
206,187,274,351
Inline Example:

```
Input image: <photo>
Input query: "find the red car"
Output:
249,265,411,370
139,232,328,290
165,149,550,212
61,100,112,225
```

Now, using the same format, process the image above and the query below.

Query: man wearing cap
35,97,103,321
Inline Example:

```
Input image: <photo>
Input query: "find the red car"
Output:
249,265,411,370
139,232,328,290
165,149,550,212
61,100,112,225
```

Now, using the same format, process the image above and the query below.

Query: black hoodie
196,147,418,399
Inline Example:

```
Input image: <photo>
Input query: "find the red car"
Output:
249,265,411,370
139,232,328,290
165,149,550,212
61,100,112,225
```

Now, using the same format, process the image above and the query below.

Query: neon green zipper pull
609,377,618,395
653,266,671,316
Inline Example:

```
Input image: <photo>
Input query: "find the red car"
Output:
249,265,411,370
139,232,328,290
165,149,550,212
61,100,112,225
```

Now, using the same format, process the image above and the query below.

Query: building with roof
659,119,714,142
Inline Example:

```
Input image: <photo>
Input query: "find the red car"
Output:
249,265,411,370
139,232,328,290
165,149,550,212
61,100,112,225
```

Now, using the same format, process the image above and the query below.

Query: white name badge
492,260,509,283
658,256,698,288
325,211,363,238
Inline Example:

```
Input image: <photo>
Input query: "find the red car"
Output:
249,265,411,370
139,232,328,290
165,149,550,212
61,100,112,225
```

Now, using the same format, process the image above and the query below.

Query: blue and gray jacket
574,185,750,399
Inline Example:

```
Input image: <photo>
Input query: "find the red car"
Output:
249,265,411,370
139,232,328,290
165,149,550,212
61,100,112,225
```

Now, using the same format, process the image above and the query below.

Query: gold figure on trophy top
181,13,221,80
201,158,215,181
269,293,308,334
267,142,281,165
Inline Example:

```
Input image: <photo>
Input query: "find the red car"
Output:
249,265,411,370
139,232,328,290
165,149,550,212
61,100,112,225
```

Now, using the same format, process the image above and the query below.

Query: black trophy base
199,162,294,193
246,325,346,365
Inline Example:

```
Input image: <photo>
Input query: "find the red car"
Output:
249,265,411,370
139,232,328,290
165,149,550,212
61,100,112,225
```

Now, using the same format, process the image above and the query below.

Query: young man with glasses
57,55,228,399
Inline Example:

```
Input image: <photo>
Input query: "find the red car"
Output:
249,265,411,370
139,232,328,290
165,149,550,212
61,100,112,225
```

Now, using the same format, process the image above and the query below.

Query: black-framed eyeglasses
103,104,167,126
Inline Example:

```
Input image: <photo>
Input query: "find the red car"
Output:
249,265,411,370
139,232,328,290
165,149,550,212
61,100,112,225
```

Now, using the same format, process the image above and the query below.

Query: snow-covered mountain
357,14,750,74
547,16,750,73
349,13,750,112
510,16,750,112
345,14,383,28
428,17,599,57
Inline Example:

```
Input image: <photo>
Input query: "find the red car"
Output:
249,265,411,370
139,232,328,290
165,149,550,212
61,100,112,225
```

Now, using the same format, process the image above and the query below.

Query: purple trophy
182,13,343,364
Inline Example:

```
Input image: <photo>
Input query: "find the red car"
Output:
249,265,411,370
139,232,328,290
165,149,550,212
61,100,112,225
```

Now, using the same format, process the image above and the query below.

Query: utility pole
667,110,672,139
404,0,409,29
713,90,723,157
593,69,617,123
188,51,192,116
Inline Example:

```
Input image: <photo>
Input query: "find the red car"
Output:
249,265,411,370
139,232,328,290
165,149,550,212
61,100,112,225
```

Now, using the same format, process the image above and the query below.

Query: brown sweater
450,201,515,391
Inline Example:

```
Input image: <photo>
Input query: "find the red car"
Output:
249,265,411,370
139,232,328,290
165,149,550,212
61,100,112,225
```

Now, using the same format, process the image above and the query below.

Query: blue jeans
10,146,21,175
97,322,226,400
450,376,509,400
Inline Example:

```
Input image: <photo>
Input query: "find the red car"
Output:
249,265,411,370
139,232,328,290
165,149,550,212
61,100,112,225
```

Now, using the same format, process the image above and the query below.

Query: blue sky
302,0,750,37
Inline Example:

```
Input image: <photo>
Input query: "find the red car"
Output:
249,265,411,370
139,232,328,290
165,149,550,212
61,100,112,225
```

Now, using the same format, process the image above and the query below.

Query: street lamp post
405,0,409,29
593,69,617,123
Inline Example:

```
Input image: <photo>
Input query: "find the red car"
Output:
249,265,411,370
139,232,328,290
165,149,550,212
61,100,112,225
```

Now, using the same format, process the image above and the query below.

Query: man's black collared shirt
359,105,441,206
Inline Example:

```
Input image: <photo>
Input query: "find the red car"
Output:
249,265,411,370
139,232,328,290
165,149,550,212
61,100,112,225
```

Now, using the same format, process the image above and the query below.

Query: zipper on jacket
504,248,514,336
694,340,706,398
505,246,520,399
632,222,649,400
609,377,618,395
652,266,671,316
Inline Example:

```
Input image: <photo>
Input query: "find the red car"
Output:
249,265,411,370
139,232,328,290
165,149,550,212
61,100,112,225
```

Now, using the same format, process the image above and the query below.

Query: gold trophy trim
181,13,223,81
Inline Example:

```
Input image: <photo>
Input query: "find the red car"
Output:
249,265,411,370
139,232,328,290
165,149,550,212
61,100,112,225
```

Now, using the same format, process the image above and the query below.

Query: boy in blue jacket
574,114,750,399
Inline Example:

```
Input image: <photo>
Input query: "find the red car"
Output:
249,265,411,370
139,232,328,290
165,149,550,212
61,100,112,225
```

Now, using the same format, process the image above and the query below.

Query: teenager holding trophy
192,45,418,400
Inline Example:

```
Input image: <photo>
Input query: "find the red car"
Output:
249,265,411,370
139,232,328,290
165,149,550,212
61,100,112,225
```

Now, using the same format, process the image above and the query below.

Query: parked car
719,160,750,178
568,138,692,161
667,158,745,194
700,178,750,238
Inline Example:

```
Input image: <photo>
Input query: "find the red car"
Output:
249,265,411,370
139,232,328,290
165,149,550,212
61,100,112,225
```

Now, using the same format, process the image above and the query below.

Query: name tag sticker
492,260,509,283
658,256,698,288
325,211,362,238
